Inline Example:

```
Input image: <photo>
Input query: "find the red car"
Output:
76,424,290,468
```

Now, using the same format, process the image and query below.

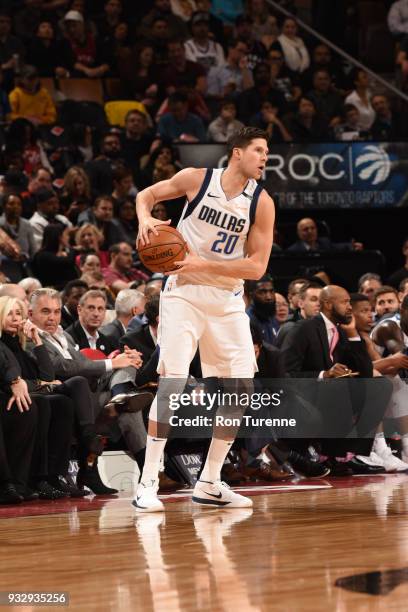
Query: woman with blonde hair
60,166,92,224
74,222,110,268
0,296,112,498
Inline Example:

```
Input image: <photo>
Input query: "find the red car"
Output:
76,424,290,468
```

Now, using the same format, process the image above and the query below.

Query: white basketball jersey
174,167,263,291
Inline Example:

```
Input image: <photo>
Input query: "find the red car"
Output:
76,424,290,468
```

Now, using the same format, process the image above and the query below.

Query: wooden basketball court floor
2,474,408,611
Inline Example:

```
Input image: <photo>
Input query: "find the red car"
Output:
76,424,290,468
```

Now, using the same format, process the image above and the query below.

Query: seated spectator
195,0,224,42
28,20,71,78
120,110,154,174
388,0,408,38
287,217,364,252
77,252,102,276
247,275,279,345
0,12,25,90
84,132,124,196
237,62,286,125
161,39,206,93
95,0,124,40
268,45,301,106
278,17,310,74
399,277,408,301
80,272,115,308
74,223,109,268
9,65,56,125
100,288,146,347
65,289,117,354
234,14,267,70
358,272,383,307
246,0,279,48
6,119,53,178
283,96,329,142
60,166,92,224
151,202,169,221
29,189,71,252
103,242,149,294
345,69,375,132
112,164,137,203
18,277,42,302
77,196,123,250
139,0,188,41
274,292,289,329
158,91,206,143
32,223,78,289
17,166,52,218
374,285,400,321
306,69,343,127
184,11,225,71
208,100,244,143
334,104,368,141
301,43,347,94
207,38,253,98
370,94,407,141
287,277,308,312
0,297,77,500
276,281,323,347
388,238,408,288
61,10,110,78
112,196,138,245
60,279,88,329
171,0,196,21
249,100,292,143
0,351,38,504
0,193,36,260
139,144,182,188
0,66,10,121
140,16,172,66
120,293,159,358
123,44,161,105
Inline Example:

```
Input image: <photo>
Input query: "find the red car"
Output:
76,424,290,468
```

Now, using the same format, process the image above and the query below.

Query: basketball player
133,127,275,512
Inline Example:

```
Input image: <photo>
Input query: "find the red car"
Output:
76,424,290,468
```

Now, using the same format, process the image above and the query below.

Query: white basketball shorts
157,279,258,378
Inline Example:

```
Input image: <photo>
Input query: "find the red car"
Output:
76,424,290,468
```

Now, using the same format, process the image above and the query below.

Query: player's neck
221,166,249,199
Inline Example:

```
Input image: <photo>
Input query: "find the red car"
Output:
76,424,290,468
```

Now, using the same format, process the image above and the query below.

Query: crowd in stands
1,1,408,505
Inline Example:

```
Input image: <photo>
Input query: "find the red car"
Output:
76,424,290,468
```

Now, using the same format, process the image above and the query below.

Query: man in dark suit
281,285,392,474
65,289,118,356
287,217,363,252
100,288,146,349
120,294,159,360
60,280,89,330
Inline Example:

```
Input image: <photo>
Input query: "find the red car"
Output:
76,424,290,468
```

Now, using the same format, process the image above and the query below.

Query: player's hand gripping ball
137,225,188,273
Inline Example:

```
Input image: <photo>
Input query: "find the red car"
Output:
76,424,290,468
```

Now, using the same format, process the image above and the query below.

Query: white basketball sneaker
192,479,253,508
132,479,164,513
370,449,408,473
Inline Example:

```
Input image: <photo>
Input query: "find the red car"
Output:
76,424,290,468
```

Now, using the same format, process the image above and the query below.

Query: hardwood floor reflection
1,475,408,611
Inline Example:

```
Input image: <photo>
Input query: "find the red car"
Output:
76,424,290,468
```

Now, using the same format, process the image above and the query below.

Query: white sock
200,439,233,483
373,432,388,455
401,434,408,455
140,434,167,484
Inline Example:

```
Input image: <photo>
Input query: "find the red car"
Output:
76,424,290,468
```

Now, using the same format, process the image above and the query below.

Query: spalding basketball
138,225,188,273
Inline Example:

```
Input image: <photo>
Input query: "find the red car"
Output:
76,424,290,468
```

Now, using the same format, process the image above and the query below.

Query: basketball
137,225,188,273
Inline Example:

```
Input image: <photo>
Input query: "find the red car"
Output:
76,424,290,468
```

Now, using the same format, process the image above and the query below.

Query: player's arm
136,168,205,245
174,190,275,280
371,320,405,354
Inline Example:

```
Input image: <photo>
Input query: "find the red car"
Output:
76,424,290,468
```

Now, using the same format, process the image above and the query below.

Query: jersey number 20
211,231,239,255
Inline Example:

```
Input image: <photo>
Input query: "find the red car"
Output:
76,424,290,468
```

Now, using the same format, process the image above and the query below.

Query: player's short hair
349,292,370,306
227,127,268,161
